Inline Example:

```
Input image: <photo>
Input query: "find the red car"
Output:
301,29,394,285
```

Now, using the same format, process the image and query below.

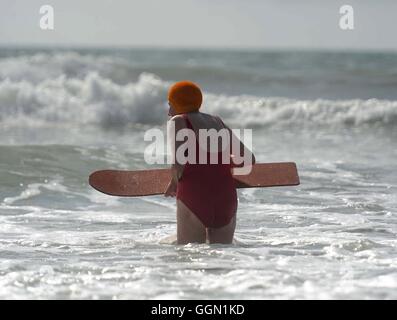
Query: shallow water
0,48,397,299
1,126,396,299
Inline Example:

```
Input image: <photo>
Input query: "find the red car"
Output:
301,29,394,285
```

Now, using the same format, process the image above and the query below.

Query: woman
164,81,255,244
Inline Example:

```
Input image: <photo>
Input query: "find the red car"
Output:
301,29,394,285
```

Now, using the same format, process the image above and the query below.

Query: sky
0,0,396,50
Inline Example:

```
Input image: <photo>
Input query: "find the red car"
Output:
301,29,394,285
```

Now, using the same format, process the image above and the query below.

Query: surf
1,71,397,129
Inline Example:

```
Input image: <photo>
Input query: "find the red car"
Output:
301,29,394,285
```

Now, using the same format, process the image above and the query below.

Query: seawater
0,48,396,299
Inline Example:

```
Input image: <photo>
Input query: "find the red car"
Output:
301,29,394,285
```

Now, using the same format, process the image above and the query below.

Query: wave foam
207,94,397,127
0,51,124,83
0,52,396,128
0,72,169,127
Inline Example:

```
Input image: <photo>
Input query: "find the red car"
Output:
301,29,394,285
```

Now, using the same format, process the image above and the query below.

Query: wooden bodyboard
89,162,300,197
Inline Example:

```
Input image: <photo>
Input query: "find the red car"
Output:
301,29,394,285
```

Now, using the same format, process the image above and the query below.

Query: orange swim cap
168,81,203,114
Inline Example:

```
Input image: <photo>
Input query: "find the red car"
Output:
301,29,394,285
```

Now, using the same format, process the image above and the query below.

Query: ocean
0,47,396,299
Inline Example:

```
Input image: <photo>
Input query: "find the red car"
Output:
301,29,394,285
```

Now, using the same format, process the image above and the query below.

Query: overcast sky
0,0,396,50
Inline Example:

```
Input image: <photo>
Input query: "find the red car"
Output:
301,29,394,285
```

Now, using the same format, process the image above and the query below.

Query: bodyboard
89,162,300,197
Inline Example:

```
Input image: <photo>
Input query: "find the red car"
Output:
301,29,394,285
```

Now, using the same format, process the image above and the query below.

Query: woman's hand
164,179,177,197
230,153,256,168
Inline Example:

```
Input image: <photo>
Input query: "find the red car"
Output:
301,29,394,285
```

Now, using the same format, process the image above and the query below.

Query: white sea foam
0,71,168,127
0,51,123,83
1,51,397,128
2,176,67,205
1,71,397,128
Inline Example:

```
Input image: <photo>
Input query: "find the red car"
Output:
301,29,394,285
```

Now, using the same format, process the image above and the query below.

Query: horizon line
1,43,397,54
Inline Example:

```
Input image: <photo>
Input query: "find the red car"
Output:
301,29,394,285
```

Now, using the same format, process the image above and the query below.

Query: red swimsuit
176,114,237,228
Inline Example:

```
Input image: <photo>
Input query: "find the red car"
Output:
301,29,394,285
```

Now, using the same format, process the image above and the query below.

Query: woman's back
182,112,228,154
176,112,237,228
184,112,224,131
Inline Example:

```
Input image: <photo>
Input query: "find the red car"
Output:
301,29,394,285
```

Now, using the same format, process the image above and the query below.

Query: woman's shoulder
169,114,188,129
169,114,187,124
203,113,225,127
169,114,185,121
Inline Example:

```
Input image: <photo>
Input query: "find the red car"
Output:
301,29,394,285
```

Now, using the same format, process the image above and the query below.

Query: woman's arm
164,115,187,197
224,123,256,167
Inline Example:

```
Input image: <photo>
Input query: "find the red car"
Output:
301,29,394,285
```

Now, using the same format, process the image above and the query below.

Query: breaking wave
1,52,397,128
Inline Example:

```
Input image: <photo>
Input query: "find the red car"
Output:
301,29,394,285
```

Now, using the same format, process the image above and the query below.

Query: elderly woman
164,81,255,244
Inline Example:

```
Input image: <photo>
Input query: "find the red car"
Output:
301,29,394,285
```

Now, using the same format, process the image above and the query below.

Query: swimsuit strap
181,113,194,130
